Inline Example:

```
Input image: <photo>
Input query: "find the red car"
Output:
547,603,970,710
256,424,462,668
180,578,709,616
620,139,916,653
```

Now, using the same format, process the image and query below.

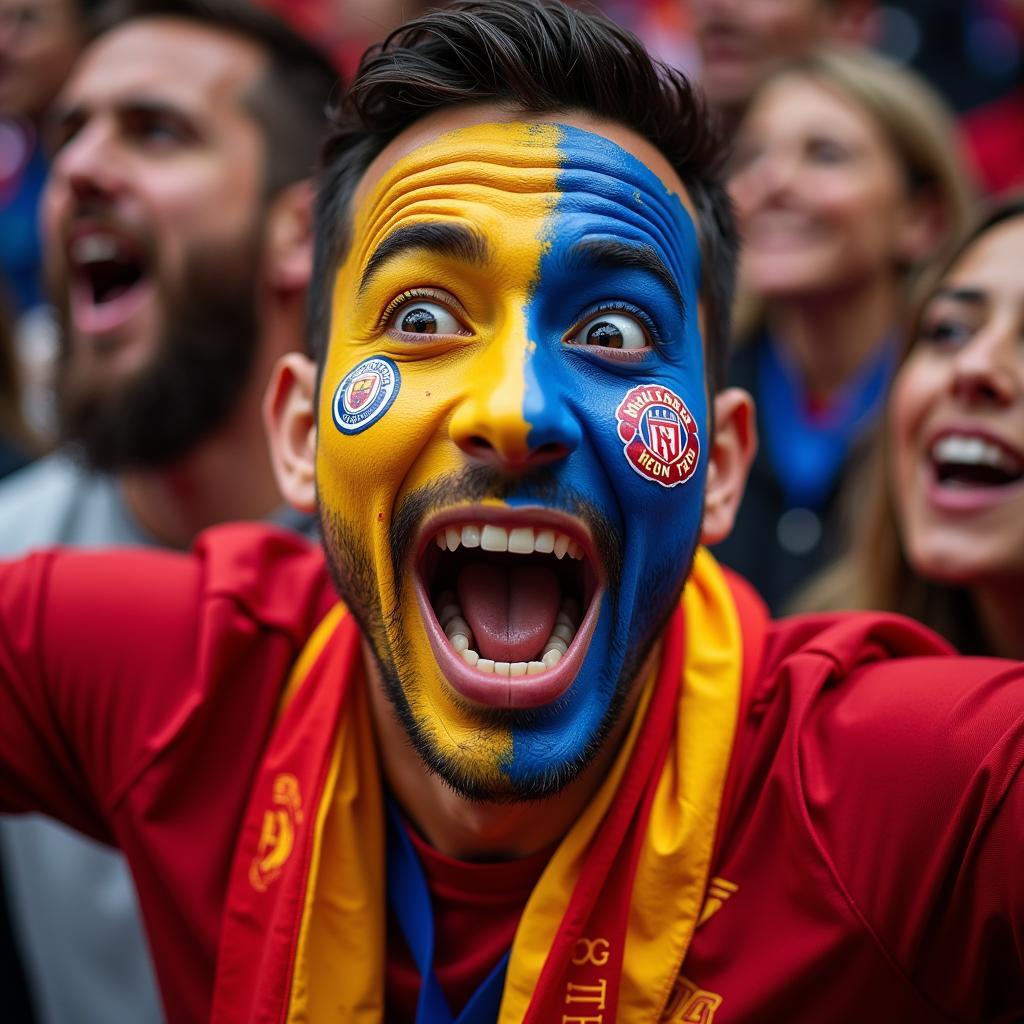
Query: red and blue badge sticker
332,356,401,435
615,384,699,487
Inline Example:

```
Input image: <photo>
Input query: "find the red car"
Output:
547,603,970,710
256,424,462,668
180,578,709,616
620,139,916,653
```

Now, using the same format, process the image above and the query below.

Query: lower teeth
434,591,580,676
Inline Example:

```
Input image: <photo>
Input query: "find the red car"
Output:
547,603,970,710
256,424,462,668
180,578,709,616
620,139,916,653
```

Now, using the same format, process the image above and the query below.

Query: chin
384,653,610,805
376,597,647,806
906,538,989,588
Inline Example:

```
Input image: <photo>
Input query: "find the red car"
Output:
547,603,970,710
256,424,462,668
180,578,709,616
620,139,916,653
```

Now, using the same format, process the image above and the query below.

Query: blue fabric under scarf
386,798,510,1023
758,334,899,510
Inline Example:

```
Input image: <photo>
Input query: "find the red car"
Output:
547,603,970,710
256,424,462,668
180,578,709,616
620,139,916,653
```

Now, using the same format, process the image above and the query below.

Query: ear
263,179,314,292
894,186,948,266
701,387,757,546
264,351,318,513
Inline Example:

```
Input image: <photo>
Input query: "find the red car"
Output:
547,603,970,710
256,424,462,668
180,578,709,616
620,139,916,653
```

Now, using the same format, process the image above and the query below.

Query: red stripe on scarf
210,610,359,1024
522,606,686,1022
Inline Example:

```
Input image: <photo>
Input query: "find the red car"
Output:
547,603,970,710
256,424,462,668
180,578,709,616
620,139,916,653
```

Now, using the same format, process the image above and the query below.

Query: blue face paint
506,124,707,783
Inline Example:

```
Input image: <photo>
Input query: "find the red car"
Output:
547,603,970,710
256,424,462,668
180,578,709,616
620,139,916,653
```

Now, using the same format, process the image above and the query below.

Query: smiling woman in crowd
803,196,1024,658
713,48,973,612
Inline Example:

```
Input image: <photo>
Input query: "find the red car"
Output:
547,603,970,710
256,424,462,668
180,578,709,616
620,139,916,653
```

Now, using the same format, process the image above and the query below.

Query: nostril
534,442,569,462
466,435,494,453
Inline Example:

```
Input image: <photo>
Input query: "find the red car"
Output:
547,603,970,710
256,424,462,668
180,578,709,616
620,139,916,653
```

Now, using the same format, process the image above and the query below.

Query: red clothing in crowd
962,85,1024,195
0,524,1021,1022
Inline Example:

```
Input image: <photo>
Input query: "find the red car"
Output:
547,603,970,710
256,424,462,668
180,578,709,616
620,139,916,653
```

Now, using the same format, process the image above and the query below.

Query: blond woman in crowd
713,48,973,611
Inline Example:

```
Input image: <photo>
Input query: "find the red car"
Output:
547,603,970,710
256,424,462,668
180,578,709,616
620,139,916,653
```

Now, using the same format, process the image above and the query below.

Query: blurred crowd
1,0,1023,1021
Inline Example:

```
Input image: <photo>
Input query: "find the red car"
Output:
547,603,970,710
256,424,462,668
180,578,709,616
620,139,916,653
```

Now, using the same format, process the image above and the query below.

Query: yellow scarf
295,547,741,1021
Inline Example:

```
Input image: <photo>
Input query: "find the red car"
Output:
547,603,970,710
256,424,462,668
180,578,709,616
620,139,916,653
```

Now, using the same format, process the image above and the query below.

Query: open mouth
67,228,153,337
931,433,1024,490
414,509,603,709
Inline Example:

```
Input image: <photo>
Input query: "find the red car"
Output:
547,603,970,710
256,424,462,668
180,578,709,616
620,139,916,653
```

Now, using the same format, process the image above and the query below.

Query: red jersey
0,524,1021,1022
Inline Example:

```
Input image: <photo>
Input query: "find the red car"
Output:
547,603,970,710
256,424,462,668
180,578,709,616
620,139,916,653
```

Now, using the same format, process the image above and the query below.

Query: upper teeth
435,523,585,559
932,434,1021,473
71,234,122,265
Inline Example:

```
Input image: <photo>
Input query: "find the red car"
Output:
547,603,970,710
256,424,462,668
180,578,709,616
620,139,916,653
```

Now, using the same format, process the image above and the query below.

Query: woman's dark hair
89,0,340,196
310,0,737,394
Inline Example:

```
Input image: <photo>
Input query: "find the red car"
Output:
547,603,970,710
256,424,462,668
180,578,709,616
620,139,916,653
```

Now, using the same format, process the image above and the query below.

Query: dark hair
89,0,339,195
310,0,737,394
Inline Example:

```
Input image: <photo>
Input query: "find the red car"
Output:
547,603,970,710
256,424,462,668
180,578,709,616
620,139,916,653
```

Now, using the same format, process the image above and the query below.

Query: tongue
457,562,560,663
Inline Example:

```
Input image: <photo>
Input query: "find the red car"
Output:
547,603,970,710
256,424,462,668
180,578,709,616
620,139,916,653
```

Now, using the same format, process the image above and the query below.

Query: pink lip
413,505,605,710
925,469,1024,513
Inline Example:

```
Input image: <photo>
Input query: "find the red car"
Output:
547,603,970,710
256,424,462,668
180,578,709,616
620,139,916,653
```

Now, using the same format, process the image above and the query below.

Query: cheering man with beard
0,1,335,1021
0,2,1022,1022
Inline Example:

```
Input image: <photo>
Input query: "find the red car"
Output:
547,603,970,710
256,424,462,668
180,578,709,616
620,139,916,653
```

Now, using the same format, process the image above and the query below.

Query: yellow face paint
317,123,562,787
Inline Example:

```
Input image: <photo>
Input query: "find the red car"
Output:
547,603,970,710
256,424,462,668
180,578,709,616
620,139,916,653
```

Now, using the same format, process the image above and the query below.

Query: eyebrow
359,223,491,295
568,238,685,313
932,285,987,306
47,99,196,143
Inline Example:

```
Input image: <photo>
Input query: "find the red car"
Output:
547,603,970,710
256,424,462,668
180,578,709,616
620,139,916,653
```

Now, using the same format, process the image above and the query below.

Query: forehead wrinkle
549,190,699,302
553,168,697,262
356,143,568,233
359,182,556,255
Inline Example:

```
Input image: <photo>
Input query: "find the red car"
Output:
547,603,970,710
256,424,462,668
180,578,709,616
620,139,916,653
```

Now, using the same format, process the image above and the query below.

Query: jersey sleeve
801,652,1024,1020
0,546,208,840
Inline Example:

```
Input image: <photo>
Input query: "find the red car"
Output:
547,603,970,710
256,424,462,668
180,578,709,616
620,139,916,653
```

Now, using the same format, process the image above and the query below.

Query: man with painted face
0,2,1022,1022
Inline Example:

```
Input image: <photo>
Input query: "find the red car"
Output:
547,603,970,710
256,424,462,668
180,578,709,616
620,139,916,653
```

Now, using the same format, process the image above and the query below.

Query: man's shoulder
759,608,955,678
4,520,336,653
188,521,335,635
713,607,1023,1018
749,608,1023,802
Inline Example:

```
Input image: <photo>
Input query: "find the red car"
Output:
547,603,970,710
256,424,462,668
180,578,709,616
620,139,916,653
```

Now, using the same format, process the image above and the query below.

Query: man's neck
118,412,283,549
119,307,301,548
363,641,655,862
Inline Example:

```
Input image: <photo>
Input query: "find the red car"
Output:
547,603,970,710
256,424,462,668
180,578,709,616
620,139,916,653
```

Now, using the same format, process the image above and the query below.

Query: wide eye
568,311,649,351
393,300,464,336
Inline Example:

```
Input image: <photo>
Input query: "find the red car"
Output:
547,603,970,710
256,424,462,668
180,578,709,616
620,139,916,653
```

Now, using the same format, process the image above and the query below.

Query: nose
950,323,1020,406
51,119,124,203
732,146,796,218
756,147,800,198
449,329,581,473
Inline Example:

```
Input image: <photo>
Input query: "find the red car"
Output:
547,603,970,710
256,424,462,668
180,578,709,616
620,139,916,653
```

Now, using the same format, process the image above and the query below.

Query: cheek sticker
332,355,401,435
616,384,700,487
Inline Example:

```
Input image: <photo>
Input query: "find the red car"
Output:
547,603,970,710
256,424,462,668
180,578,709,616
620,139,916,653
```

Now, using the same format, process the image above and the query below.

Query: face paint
316,118,706,799
616,384,700,487
332,356,401,434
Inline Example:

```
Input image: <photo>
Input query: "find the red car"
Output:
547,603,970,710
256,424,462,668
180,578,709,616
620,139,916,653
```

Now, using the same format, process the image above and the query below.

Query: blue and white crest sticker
332,356,400,435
